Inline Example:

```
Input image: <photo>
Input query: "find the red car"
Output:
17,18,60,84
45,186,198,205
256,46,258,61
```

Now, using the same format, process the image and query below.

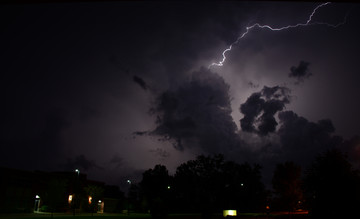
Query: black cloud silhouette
133,75,147,90
289,61,312,84
240,86,291,135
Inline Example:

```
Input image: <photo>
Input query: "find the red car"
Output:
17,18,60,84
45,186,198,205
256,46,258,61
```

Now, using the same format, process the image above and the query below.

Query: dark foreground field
0,212,310,219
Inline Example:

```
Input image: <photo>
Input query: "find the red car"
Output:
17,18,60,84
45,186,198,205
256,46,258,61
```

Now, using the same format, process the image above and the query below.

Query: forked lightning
209,2,347,68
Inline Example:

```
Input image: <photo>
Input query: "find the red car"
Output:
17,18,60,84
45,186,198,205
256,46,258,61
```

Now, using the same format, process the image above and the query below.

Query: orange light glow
68,195,73,204
88,196,92,204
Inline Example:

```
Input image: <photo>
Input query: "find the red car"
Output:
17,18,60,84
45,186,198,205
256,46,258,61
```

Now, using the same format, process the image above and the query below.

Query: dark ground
0,212,310,219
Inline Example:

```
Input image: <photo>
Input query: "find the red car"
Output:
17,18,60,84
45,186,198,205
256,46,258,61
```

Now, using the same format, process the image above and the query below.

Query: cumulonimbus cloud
145,67,241,154
136,65,356,175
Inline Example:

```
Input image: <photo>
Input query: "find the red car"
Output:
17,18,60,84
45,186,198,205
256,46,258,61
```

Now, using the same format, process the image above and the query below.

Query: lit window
223,210,237,217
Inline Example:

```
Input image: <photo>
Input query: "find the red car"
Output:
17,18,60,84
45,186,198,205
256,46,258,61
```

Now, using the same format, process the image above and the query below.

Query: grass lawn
0,213,151,219
0,212,310,219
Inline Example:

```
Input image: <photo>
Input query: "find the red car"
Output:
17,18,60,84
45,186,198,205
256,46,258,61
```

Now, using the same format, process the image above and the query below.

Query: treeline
131,149,360,218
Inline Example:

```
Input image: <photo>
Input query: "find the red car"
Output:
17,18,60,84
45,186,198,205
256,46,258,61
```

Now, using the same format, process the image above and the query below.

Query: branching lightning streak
209,2,347,68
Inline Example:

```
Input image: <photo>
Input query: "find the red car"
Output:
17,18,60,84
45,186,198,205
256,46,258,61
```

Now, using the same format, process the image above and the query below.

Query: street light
68,195,73,204
73,169,80,216
34,195,40,212
126,179,132,215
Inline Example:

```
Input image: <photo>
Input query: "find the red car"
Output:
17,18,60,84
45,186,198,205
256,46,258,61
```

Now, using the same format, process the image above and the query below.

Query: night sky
1,1,360,188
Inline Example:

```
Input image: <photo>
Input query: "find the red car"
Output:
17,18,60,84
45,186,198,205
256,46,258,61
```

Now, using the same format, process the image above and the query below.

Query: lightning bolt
209,2,347,68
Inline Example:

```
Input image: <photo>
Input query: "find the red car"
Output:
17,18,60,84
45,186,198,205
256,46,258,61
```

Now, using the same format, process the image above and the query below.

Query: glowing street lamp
72,169,80,216
126,179,131,215
68,194,73,204
34,195,41,212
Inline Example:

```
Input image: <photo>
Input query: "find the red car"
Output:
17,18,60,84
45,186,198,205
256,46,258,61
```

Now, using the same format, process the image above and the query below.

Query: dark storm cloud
248,81,259,88
149,148,170,161
133,131,148,136
147,67,241,154
65,155,102,171
110,154,124,169
289,61,312,84
276,110,343,165
255,110,345,186
240,93,264,133
133,75,147,90
1,0,359,188
240,86,291,135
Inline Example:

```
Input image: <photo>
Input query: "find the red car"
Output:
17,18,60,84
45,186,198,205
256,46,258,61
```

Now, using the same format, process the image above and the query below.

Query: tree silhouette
174,154,266,216
139,155,267,217
174,154,225,217
128,183,141,213
272,162,303,212
140,164,171,219
304,149,360,217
